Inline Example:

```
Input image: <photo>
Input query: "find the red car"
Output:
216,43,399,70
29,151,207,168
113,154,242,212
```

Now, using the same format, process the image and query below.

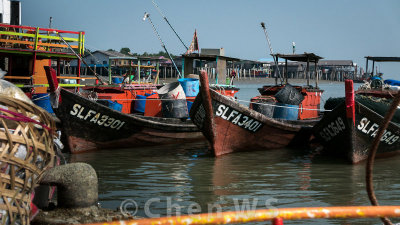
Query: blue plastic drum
272,103,298,120
32,93,54,113
112,77,123,84
134,95,147,113
178,78,199,97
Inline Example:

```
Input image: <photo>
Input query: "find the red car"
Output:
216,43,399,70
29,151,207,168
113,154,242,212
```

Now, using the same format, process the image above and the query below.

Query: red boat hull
190,73,314,156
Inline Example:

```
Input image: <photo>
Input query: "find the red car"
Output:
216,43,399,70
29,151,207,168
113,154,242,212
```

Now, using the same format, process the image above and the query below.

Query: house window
103,61,107,65
90,60,94,64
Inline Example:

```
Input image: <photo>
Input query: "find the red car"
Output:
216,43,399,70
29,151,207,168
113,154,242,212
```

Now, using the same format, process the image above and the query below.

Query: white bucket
157,82,186,99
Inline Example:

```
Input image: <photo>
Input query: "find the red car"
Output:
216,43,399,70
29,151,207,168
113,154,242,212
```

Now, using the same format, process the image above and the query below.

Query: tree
120,47,131,55
107,48,115,52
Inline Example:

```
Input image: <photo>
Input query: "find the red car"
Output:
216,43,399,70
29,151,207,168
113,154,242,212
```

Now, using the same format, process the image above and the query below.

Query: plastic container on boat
161,99,188,118
134,95,147,113
178,78,199,97
252,101,275,117
98,100,122,112
158,82,186,99
272,103,298,120
32,93,54,113
389,85,400,91
157,82,188,118
187,100,194,113
112,77,123,84
108,101,122,112
274,84,304,105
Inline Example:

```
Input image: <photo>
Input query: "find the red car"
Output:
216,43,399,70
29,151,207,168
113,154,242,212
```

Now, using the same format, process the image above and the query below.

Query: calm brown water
70,83,400,225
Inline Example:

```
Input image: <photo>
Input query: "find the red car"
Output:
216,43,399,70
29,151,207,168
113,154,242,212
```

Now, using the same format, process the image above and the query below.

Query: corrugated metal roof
183,53,240,61
273,53,323,63
258,60,353,67
94,50,136,59
319,60,353,66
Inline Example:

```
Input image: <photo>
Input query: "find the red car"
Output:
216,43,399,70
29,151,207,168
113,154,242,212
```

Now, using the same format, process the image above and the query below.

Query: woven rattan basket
0,95,55,225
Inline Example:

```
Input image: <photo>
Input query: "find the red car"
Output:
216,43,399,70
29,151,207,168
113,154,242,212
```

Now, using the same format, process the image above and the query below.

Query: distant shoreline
158,77,344,85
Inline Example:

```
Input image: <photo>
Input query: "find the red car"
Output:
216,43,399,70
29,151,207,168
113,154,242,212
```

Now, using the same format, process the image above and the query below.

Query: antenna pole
151,0,189,51
49,17,53,28
143,12,182,78
260,22,283,84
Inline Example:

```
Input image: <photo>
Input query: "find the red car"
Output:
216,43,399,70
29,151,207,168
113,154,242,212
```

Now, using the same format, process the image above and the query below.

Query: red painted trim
272,218,284,225
345,79,355,126
0,23,36,30
44,66,59,93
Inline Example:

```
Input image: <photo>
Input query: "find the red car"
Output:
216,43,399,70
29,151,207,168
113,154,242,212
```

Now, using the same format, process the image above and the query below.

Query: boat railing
82,205,400,225
0,23,85,57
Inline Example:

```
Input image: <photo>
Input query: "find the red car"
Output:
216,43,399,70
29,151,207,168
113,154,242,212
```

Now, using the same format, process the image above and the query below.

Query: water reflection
69,140,400,224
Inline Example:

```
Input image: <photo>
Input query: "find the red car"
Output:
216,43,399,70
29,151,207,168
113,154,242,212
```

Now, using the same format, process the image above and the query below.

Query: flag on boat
185,29,199,55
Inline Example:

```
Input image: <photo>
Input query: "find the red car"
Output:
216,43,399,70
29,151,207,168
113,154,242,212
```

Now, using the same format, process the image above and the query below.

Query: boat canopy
272,53,323,63
365,56,400,77
183,53,240,62
270,52,324,87
365,56,400,62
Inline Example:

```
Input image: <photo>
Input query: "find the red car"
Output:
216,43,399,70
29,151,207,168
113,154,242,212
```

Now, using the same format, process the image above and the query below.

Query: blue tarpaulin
384,79,400,86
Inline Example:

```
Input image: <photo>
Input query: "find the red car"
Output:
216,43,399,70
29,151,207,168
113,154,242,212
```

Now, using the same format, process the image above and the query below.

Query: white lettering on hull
319,116,399,145
69,104,125,130
215,104,263,133
357,117,399,145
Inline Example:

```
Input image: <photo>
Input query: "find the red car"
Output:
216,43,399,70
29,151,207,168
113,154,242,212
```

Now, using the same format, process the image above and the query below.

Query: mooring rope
235,99,332,112
31,94,50,101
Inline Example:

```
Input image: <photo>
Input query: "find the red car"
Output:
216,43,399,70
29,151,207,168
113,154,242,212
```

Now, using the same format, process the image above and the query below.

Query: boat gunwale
59,88,198,132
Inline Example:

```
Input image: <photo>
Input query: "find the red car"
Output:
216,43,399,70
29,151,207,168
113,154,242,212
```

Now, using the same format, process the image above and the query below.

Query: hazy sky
20,0,400,77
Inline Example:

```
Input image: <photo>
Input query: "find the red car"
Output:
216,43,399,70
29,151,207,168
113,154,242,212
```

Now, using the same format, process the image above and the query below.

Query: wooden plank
37,34,78,42
58,84,85,87
14,83,85,88
132,65,155,68
3,76,31,80
0,31,36,38
57,76,97,80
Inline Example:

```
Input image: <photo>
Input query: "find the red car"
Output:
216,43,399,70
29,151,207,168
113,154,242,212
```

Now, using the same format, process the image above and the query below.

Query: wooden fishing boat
355,56,400,99
312,80,400,164
54,88,203,153
189,71,315,157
